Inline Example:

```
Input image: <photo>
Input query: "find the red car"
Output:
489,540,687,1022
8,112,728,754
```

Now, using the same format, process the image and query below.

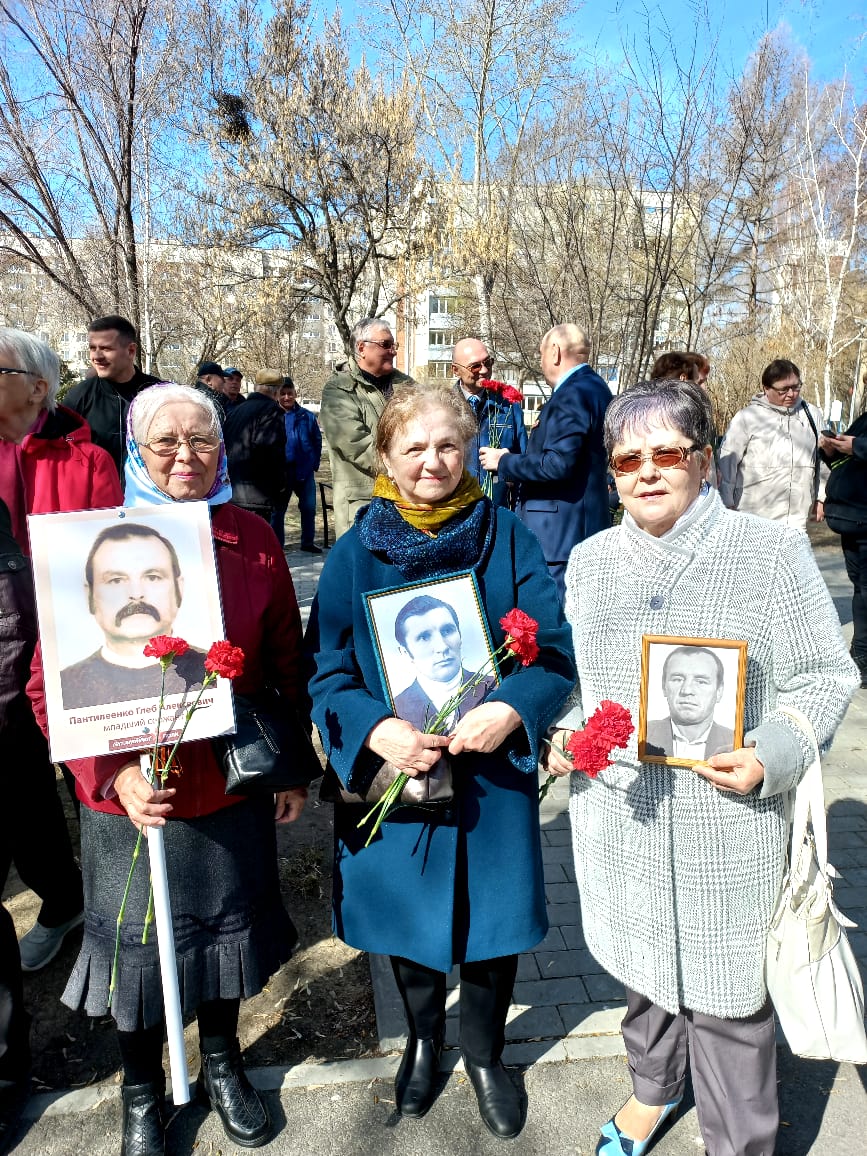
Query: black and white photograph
638,635,747,766
29,502,235,761
364,572,500,731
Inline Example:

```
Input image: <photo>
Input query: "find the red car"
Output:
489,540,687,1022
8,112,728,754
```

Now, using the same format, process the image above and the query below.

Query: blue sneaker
596,1097,682,1155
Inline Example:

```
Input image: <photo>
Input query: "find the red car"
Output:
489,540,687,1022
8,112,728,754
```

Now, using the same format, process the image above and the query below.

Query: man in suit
480,324,611,598
645,646,734,761
452,337,526,508
392,595,496,732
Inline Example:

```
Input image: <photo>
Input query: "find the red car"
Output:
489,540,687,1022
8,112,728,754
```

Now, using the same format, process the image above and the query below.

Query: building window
429,331,451,347
429,294,455,315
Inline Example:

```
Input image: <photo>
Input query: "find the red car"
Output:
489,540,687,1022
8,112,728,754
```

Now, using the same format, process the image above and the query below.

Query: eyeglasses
0,367,38,376
362,338,399,351
140,435,220,457
454,357,495,373
764,383,801,395
610,445,699,476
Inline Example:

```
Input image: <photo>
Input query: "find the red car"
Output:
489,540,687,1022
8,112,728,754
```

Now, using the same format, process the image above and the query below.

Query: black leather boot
120,1077,165,1156
197,1040,272,1148
463,1056,523,1139
394,1030,443,1118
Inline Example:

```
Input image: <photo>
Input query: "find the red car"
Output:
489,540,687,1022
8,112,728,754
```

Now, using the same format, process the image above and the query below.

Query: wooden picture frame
637,635,748,767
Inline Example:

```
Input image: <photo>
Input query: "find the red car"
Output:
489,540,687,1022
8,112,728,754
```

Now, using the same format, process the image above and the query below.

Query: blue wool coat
306,503,575,972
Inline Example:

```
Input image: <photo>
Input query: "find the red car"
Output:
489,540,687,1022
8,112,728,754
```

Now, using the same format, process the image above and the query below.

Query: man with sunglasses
452,338,526,508
480,324,611,599
320,317,415,538
719,358,828,531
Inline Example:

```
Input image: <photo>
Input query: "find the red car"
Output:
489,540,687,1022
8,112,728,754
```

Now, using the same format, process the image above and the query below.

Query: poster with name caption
29,502,235,762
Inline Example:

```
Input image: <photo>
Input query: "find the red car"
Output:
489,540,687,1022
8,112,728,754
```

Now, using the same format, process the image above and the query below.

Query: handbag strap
777,704,828,871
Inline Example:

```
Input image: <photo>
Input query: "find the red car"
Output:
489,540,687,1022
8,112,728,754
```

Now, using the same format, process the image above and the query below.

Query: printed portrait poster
637,634,747,767
29,503,235,762
363,571,501,731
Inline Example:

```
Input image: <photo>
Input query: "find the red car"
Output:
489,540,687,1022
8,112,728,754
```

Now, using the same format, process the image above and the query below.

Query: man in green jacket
320,317,415,538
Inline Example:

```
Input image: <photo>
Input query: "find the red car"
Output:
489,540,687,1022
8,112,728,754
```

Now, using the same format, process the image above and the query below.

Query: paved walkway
9,536,866,1153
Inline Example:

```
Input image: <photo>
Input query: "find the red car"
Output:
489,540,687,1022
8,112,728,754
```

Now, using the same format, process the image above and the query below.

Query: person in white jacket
718,359,828,531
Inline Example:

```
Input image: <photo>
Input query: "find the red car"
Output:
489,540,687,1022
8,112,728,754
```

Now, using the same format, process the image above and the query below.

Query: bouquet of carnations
358,608,540,845
479,379,524,498
539,700,634,800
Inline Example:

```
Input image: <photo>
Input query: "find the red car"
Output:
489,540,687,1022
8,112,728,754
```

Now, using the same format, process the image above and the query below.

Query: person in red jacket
0,327,122,974
0,327,121,1148
29,382,314,1154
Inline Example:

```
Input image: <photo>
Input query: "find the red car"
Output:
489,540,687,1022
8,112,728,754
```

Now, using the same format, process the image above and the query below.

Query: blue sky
578,0,865,85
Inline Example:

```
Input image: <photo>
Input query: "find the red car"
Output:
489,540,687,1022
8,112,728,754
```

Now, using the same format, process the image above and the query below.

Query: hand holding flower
366,717,450,775
448,701,521,755
114,762,176,828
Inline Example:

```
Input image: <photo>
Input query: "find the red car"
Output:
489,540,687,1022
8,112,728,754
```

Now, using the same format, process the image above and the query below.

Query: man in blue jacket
452,337,526,508
480,324,611,598
271,377,323,553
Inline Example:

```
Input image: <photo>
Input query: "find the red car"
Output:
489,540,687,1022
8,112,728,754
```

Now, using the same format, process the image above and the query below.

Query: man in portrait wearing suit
479,323,612,599
60,523,207,709
645,646,734,760
392,595,496,732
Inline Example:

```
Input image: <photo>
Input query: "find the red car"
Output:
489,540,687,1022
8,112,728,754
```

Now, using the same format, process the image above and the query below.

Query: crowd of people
0,313,862,1156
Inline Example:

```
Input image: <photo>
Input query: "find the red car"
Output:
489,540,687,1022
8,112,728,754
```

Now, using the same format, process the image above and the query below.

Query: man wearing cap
320,317,415,538
195,361,228,423
222,367,246,411
223,369,287,522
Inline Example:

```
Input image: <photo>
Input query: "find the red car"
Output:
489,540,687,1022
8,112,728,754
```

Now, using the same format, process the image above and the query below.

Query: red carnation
564,700,634,777
204,640,245,680
499,608,540,666
565,729,613,777
485,379,508,394
588,700,634,748
143,635,189,661
500,384,524,405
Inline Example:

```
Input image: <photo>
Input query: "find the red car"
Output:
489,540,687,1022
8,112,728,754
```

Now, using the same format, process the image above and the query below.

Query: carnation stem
109,826,144,1003
142,881,155,945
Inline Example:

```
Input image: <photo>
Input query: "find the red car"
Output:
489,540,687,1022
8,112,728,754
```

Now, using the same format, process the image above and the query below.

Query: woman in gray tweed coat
544,379,859,1156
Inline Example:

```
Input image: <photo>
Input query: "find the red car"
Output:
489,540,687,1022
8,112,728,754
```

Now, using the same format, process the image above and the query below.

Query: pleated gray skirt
63,799,297,1032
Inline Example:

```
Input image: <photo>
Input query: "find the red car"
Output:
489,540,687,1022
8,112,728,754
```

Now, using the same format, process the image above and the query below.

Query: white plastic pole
140,754,190,1104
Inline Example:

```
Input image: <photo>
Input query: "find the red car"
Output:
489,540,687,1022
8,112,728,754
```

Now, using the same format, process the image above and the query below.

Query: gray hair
129,382,221,446
351,317,393,349
0,327,60,411
604,379,714,455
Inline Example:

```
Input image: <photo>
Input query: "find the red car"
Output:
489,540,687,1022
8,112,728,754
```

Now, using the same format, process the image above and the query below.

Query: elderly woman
31,383,312,1155
544,379,858,1156
307,383,575,1138
0,327,121,976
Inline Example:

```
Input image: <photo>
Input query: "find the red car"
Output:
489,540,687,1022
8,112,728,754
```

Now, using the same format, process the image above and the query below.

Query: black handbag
212,690,322,796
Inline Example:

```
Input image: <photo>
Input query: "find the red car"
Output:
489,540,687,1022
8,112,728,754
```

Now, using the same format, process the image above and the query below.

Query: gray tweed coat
558,488,858,1018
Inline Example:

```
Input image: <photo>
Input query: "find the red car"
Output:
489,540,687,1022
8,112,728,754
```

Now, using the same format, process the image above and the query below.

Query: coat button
649,595,664,609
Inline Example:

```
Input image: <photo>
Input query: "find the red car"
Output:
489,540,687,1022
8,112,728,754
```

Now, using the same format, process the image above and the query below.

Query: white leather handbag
765,707,867,1064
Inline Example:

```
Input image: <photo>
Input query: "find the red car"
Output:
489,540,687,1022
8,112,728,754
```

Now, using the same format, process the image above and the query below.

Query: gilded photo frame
637,634,748,767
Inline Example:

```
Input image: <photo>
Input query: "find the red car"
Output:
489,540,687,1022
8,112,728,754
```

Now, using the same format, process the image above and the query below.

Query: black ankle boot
197,1039,272,1148
394,1031,443,1118
120,1077,165,1156
463,1056,523,1139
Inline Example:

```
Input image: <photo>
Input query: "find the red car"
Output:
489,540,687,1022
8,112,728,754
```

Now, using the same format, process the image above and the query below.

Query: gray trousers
622,988,778,1156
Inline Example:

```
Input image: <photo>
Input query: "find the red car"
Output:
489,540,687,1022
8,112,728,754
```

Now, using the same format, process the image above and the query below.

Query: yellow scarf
372,471,484,535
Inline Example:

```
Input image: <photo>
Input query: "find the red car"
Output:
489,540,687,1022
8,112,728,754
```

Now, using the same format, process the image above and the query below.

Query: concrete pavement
7,534,866,1154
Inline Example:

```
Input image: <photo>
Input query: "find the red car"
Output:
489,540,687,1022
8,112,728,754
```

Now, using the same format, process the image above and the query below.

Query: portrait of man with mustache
60,522,207,709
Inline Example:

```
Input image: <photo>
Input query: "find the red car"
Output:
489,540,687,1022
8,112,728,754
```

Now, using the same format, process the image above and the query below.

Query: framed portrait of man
29,502,235,762
637,635,748,767
364,571,501,732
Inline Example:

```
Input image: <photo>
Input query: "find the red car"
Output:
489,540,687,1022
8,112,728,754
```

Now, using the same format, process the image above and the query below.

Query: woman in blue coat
307,383,574,1139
